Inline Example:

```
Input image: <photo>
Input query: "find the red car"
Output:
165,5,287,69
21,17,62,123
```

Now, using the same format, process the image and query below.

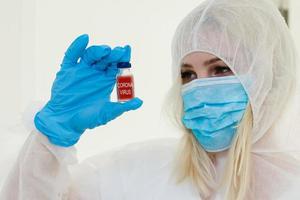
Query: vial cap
117,62,131,68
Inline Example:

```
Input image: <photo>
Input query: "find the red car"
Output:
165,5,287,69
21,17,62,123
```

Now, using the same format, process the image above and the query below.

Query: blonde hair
163,76,254,200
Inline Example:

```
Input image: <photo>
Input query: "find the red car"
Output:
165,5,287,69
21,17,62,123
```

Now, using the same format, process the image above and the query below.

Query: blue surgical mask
181,75,249,152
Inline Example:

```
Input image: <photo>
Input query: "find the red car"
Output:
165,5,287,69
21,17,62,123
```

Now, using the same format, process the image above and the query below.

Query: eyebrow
181,57,222,68
204,57,221,65
181,63,193,68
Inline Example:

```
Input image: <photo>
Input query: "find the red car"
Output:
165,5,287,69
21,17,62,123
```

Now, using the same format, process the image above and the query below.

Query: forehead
181,51,222,66
183,51,216,60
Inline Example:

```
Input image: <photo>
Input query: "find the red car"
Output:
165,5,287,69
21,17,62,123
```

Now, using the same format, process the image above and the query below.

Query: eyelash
214,66,231,74
181,70,196,79
181,66,231,79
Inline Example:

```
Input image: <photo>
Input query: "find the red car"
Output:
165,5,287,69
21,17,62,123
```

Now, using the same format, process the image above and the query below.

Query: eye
181,70,197,84
212,66,232,76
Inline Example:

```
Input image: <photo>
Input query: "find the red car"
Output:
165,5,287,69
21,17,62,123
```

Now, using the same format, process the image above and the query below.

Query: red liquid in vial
117,75,135,101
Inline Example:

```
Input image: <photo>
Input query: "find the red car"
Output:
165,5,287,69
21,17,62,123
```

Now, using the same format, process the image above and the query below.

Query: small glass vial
116,62,135,102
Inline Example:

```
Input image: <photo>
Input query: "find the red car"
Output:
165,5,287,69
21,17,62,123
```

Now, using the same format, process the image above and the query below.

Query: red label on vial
117,75,135,101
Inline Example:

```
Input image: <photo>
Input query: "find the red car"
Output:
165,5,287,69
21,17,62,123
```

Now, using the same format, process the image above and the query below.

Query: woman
1,0,300,199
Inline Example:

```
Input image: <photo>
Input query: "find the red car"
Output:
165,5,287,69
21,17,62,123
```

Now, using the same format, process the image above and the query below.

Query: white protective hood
171,0,300,198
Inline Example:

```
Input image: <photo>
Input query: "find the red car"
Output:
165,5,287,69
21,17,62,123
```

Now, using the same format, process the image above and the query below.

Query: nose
196,70,210,79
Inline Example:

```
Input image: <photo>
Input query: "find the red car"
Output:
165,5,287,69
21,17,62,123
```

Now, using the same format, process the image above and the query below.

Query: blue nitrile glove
34,34,143,147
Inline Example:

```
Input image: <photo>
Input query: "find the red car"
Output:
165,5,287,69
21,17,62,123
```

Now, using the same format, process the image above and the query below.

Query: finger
81,45,111,65
107,46,127,63
105,45,131,76
93,46,126,71
101,98,143,123
61,34,89,67
119,45,131,62
105,66,120,77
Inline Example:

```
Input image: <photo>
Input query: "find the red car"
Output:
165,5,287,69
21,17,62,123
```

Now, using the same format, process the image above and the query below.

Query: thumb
103,98,143,123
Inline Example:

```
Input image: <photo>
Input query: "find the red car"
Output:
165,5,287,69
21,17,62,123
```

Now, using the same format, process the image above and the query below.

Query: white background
0,0,299,187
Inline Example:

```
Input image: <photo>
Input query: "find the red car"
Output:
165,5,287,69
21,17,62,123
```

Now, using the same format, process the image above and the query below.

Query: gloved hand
34,34,143,147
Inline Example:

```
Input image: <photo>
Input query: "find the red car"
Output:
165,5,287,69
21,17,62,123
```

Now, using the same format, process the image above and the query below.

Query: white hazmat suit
1,0,300,199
